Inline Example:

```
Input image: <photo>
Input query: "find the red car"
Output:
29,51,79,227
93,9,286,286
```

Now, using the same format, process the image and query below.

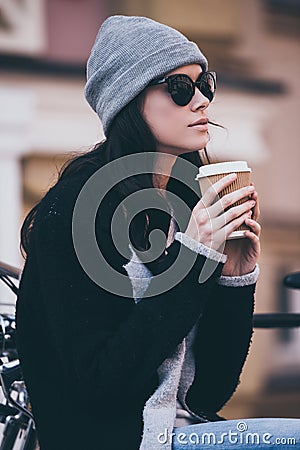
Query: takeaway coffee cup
195,161,252,239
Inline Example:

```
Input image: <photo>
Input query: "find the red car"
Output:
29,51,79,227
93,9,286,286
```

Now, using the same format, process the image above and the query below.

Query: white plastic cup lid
195,161,251,179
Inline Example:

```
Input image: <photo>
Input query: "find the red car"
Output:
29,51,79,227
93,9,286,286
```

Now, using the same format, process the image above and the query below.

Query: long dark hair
20,92,204,258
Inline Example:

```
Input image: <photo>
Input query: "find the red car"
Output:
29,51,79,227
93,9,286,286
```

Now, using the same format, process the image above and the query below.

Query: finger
213,199,256,231
249,185,260,219
209,185,255,217
245,218,261,237
216,211,250,241
251,192,260,221
243,230,260,252
200,173,238,208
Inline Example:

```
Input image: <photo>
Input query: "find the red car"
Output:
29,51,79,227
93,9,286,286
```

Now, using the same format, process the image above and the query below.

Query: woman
16,15,299,450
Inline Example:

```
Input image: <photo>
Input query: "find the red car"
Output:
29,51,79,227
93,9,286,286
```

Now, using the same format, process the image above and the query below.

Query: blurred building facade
0,0,299,418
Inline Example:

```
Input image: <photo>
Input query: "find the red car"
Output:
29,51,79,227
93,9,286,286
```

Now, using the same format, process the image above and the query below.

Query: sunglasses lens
198,72,216,102
169,75,194,106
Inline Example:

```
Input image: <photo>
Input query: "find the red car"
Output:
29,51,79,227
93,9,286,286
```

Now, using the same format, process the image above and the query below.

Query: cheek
142,91,183,139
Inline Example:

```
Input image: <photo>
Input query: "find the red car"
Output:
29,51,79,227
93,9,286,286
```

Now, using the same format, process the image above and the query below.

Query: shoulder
31,165,130,266
35,164,112,226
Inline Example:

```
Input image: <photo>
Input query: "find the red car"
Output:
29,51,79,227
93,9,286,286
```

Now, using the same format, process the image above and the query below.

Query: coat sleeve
186,282,255,414
31,206,225,411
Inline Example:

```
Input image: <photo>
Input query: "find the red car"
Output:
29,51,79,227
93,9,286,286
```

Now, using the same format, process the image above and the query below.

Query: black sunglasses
148,71,217,106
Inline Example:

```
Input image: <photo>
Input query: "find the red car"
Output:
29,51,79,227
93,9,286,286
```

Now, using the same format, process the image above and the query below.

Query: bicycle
0,359,37,450
0,262,38,450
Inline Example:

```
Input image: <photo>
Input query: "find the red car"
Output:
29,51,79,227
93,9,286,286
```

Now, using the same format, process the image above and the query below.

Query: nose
190,87,210,111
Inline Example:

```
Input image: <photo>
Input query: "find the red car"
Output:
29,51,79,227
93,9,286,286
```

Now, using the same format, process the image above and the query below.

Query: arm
182,180,261,414
170,231,258,414
186,281,256,415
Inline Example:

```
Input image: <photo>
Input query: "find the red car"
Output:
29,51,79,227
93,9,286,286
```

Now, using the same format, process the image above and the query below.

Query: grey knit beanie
84,15,208,135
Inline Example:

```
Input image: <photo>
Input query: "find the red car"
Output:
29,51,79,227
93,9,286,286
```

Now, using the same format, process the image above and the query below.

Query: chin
187,140,209,153
158,136,208,155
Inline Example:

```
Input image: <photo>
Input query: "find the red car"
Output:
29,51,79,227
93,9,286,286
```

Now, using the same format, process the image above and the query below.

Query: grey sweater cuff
217,263,260,287
174,232,227,264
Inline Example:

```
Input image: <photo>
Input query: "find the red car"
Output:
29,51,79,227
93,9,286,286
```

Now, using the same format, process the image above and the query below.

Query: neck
152,152,177,191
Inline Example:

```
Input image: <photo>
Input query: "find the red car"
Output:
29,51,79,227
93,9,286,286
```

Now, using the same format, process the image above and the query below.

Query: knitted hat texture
84,15,208,134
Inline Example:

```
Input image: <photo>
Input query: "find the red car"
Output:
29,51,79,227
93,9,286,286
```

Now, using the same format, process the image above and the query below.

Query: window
0,0,46,55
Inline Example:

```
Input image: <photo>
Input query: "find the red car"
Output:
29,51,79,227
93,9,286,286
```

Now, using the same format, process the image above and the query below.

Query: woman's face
142,64,210,156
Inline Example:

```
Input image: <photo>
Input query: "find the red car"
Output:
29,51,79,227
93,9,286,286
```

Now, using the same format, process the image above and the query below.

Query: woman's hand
222,185,261,276
184,173,257,252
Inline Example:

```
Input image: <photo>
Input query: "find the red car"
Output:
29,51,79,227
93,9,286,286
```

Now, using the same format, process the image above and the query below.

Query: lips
188,117,209,127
